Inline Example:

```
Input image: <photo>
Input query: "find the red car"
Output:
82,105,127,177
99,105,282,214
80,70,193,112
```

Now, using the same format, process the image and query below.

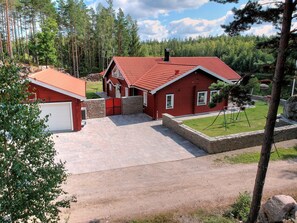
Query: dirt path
62,140,297,223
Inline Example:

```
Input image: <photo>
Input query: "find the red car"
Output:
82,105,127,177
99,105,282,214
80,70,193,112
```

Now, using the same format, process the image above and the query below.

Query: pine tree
211,1,297,222
127,15,141,56
35,18,58,66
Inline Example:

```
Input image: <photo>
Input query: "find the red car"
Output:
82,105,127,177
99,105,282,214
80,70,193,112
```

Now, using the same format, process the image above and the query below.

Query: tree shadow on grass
281,145,297,161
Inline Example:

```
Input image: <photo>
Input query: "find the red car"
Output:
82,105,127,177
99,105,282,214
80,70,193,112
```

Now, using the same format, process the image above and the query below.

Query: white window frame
210,90,219,102
197,91,208,106
109,83,112,91
166,94,174,109
143,91,147,106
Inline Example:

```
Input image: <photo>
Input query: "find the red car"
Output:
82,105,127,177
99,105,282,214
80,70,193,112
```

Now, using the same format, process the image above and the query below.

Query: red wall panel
153,71,226,119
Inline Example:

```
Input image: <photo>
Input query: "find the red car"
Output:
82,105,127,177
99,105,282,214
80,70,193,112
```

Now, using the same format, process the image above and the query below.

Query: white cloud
244,24,276,36
87,0,297,40
90,0,209,19
167,11,234,38
138,20,169,41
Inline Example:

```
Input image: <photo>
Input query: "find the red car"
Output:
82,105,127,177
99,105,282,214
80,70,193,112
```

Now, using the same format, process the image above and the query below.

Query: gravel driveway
54,114,205,174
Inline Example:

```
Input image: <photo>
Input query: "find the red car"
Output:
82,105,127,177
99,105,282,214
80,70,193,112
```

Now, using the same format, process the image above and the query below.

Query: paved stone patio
54,114,205,174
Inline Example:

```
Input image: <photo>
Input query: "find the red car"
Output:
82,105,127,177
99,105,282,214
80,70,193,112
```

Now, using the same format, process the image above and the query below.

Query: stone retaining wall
82,99,105,119
121,96,143,115
163,113,297,154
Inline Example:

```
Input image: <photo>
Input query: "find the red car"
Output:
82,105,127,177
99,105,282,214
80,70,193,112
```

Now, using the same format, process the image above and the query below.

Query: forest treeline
141,36,275,76
0,0,277,78
0,0,141,77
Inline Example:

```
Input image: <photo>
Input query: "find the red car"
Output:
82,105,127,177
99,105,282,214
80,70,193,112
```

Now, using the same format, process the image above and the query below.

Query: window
143,91,147,106
210,90,219,102
197,91,207,105
81,107,87,126
109,83,112,91
166,94,174,109
112,66,123,79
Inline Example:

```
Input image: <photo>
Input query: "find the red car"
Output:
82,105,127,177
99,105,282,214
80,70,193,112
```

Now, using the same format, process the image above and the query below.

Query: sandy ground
61,139,297,223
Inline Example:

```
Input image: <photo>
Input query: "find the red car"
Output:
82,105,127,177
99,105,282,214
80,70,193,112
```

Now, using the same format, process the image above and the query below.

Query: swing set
203,105,251,131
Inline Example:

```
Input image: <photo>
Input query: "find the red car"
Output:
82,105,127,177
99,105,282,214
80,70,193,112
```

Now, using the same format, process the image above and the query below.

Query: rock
261,195,297,222
284,95,297,121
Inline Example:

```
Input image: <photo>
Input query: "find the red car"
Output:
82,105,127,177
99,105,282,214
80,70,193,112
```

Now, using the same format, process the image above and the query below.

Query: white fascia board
103,58,115,78
29,78,86,101
107,79,121,87
150,66,233,95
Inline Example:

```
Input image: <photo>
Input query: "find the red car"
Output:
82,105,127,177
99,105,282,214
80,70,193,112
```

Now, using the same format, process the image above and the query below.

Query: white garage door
39,102,73,132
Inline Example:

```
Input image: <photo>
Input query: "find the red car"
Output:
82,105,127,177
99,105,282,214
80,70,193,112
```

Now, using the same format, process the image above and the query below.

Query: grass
129,209,235,223
224,146,297,164
86,81,102,99
183,102,283,137
129,214,175,223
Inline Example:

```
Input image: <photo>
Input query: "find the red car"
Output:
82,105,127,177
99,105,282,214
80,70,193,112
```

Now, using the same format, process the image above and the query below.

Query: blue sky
85,0,284,41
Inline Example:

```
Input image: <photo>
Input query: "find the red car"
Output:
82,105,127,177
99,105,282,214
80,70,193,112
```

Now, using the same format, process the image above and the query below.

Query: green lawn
86,81,102,99
183,102,283,137
224,147,297,164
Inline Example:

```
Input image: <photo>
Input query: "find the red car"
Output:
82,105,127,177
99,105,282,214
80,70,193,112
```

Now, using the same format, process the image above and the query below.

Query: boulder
284,95,297,121
259,195,297,222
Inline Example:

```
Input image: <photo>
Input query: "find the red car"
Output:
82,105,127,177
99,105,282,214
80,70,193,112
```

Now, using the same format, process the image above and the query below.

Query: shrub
224,191,251,222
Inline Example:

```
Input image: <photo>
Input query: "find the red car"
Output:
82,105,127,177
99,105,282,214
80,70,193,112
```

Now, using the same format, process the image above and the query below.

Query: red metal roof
110,57,241,92
29,68,86,98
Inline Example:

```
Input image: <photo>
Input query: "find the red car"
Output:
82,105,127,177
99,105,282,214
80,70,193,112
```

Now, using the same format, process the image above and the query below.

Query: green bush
224,191,251,222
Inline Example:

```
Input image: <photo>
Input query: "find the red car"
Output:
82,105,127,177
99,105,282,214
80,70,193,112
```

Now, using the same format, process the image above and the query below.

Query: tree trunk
246,0,294,222
75,36,79,78
5,0,13,58
0,33,3,59
72,36,76,76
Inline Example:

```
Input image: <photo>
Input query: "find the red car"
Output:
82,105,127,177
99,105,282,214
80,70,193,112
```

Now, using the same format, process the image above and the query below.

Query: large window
197,91,207,105
210,90,219,102
166,94,174,109
143,91,147,106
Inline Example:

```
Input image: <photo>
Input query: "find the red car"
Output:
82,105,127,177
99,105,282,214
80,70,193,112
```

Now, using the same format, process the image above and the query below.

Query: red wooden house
103,52,241,119
28,68,86,132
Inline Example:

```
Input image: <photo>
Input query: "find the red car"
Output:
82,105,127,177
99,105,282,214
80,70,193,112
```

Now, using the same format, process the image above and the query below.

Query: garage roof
28,68,86,100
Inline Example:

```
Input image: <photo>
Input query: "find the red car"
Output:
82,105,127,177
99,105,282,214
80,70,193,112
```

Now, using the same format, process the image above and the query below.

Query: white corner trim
150,66,233,95
29,78,86,101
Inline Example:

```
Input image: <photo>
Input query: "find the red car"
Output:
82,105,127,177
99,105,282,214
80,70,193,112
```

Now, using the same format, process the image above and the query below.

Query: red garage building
28,68,86,132
103,52,241,119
